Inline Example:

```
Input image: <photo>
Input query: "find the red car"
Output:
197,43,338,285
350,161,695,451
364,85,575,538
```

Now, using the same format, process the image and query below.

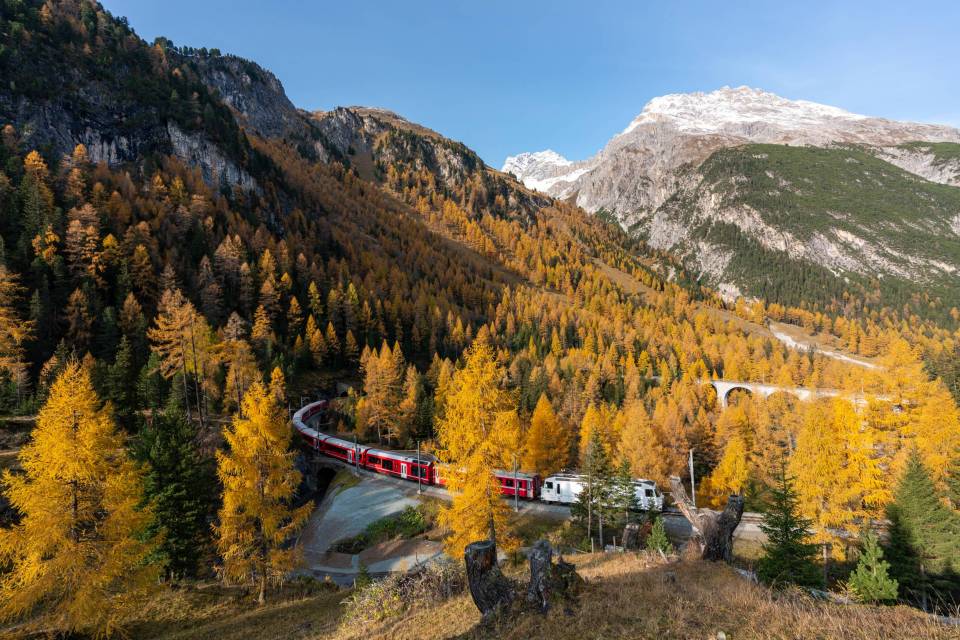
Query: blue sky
102,1,960,166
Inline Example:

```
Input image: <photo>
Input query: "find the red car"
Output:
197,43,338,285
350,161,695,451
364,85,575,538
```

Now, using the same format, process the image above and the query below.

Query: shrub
848,530,898,604
343,559,465,624
646,516,672,554
333,505,431,553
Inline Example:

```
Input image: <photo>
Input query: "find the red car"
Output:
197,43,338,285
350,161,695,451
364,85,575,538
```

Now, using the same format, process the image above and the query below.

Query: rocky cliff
505,87,960,302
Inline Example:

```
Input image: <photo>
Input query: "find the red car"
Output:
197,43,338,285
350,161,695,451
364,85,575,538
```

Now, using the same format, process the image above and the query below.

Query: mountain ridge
503,87,960,305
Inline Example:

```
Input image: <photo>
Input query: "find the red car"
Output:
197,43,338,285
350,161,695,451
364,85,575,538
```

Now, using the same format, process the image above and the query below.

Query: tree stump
701,494,745,562
622,522,641,550
525,539,583,613
464,540,513,616
551,554,583,613
526,539,553,611
669,476,744,562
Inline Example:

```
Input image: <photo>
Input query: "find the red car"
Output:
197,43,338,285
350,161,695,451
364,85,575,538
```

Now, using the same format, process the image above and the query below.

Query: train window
545,482,553,490
645,489,654,497
503,478,513,487
381,459,393,471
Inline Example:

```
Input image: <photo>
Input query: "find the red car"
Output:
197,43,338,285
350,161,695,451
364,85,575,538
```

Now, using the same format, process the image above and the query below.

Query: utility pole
353,432,359,477
416,441,422,495
513,454,519,513
688,449,696,507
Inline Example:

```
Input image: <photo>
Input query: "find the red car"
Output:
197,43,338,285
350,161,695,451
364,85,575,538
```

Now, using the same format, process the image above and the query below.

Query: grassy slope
336,554,954,640
126,583,347,640
132,554,955,640
667,144,960,310
700,144,960,262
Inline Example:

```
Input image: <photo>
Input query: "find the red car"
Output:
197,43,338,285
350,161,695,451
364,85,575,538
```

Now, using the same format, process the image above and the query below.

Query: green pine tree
945,445,960,511
571,430,615,548
108,335,136,428
611,459,639,529
137,351,166,411
137,408,217,579
646,516,672,554
757,462,821,587
884,448,960,608
848,529,898,604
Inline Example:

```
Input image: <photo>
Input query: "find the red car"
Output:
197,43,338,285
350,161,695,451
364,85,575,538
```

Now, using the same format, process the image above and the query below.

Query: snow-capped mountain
503,87,960,301
501,149,592,199
504,86,960,218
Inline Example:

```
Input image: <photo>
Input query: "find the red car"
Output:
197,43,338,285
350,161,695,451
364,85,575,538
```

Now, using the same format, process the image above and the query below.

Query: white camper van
541,473,663,511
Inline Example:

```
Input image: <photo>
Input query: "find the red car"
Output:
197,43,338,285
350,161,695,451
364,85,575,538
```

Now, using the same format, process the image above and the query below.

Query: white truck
540,473,663,511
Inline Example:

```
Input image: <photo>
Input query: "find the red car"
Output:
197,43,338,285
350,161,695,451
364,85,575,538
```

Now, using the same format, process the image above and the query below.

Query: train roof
493,469,539,480
543,473,658,487
544,473,584,482
322,435,364,450
365,448,435,464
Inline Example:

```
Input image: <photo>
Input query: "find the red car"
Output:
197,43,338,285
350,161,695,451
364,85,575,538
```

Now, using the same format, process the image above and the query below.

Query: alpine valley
2,2,960,640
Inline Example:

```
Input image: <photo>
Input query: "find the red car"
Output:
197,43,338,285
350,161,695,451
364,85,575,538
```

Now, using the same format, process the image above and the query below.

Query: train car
539,472,585,504
493,469,541,500
318,435,364,464
433,462,449,488
292,399,330,448
541,473,663,510
633,479,664,511
362,448,435,484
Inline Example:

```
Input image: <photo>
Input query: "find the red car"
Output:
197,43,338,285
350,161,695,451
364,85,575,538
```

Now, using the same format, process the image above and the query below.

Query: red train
292,400,541,499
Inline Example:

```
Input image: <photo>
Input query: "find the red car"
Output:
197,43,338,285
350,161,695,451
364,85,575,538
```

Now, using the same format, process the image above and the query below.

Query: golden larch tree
215,370,312,604
0,267,33,399
790,398,888,553
0,363,156,638
436,334,520,556
522,392,568,477
578,402,614,464
617,401,674,486
148,288,215,424
706,434,750,506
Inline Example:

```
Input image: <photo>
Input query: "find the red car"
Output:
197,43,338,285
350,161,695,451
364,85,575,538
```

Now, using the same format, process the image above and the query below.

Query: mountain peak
502,149,571,174
620,86,868,136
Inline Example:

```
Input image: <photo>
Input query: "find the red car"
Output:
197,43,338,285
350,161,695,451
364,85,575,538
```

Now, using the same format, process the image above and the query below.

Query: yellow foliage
215,381,312,603
522,393,569,477
707,434,749,506
616,402,674,486
578,403,614,463
436,336,520,556
0,267,33,387
790,398,889,551
148,288,214,379
0,363,156,638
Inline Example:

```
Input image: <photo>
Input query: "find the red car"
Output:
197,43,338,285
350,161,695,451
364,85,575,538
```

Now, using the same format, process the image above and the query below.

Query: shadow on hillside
441,554,955,640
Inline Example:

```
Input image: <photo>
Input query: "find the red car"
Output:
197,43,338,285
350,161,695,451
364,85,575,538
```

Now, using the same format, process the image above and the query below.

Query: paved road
297,471,445,586
307,456,765,548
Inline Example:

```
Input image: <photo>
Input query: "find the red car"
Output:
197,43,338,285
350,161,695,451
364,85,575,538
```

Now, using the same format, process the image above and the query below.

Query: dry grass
331,553,957,640
100,553,956,640
124,580,346,640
